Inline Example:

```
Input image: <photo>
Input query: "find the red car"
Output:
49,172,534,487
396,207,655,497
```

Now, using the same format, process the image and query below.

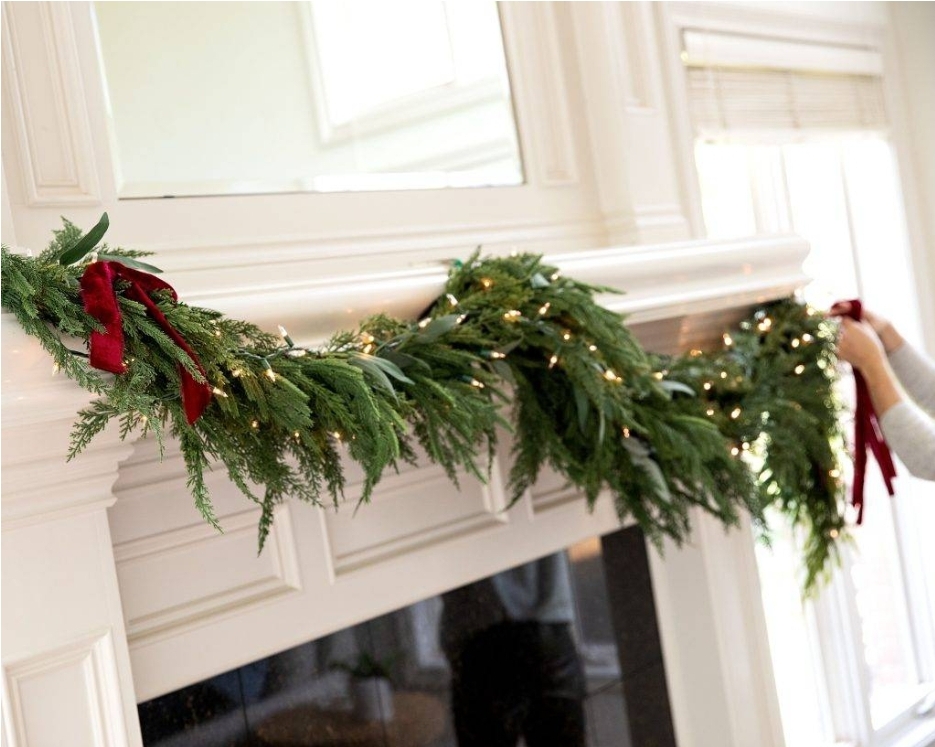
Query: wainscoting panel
116,505,302,646
325,459,510,576
4,632,127,747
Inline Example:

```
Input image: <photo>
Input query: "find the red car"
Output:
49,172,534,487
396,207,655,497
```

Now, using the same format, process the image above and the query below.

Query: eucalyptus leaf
98,254,164,274
366,354,414,384
491,359,515,386
348,356,398,399
574,385,589,434
59,213,109,266
658,380,696,397
381,349,430,373
530,272,551,289
623,437,671,503
417,314,461,343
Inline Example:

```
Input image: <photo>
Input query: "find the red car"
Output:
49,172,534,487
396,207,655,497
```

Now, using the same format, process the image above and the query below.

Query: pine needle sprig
2,220,847,591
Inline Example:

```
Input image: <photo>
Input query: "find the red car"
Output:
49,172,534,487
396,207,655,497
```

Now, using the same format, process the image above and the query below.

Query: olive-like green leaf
59,213,109,266
97,254,163,274
416,314,461,343
658,380,696,397
530,272,551,289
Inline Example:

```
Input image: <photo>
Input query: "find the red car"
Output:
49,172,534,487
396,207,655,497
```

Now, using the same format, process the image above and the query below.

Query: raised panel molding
325,461,510,576
501,3,579,187
4,632,127,747
1,3,101,206
530,467,581,514
618,2,656,111
114,505,302,645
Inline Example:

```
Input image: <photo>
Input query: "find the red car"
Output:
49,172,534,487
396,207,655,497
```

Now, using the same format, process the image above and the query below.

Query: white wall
890,2,935,354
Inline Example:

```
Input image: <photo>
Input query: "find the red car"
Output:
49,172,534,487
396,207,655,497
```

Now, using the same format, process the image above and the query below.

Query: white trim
682,29,883,75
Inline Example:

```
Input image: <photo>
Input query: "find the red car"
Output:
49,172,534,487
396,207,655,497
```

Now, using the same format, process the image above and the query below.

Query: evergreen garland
1,218,847,592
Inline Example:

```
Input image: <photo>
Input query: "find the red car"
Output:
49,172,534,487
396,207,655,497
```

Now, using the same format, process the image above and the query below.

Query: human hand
837,317,887,373
830,302,903,353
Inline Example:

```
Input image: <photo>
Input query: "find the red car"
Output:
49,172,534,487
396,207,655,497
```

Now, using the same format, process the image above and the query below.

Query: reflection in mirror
93,1,524,197
136,536,642,747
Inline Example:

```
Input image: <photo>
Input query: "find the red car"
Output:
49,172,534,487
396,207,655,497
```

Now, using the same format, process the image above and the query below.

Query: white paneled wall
4,3,927,747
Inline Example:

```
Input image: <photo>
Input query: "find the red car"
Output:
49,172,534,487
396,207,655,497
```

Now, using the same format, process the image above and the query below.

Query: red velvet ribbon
839,299,897,523
80,261,212,425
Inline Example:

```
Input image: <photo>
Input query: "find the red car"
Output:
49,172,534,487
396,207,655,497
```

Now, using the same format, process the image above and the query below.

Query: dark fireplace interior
138,526,675,747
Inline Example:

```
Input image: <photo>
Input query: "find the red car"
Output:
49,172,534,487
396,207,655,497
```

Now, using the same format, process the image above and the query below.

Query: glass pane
694,142,758,239
780,142,861,305
138,539,638,746
93,1,523,197
848,484,920,727
754,513,831,747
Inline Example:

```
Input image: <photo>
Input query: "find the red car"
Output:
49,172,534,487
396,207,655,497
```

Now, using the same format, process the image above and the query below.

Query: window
685,29,935,747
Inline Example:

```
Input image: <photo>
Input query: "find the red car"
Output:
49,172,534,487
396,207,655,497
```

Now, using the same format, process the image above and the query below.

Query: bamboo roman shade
682,30,888,134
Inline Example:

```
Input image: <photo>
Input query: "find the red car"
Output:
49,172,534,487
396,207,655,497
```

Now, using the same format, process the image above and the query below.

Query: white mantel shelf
1,234,805,747
191,233,809,347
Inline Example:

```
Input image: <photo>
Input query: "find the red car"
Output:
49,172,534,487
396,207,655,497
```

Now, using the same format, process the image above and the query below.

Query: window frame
656,4,935,744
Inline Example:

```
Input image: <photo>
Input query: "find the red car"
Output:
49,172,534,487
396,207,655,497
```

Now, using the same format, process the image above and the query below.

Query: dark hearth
138,526,674,747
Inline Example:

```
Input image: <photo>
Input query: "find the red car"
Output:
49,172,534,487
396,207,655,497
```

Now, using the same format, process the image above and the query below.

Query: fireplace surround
2,232,806,747
134,528,671,747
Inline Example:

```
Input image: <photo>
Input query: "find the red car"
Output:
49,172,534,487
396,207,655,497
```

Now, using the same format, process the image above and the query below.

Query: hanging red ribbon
80,261,212,425
837,299,897,523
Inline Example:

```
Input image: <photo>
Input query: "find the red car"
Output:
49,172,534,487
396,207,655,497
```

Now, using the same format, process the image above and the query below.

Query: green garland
0,218,847,591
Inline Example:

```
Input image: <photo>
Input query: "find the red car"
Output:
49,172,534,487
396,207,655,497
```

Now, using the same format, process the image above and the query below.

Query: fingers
830,301,853,317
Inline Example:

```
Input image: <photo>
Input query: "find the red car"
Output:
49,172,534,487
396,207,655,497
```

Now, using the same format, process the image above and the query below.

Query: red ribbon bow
838,299,897,523
80,261,212,425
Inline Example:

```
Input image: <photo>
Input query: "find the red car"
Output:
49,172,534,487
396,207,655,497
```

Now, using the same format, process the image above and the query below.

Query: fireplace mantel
2,234,803,747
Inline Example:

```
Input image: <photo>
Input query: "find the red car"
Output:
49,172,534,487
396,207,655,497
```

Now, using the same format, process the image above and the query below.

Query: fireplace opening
137,526,675,747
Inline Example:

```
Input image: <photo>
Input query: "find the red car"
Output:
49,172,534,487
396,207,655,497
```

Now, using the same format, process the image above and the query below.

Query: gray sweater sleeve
879,403,935,481
888,343,935,416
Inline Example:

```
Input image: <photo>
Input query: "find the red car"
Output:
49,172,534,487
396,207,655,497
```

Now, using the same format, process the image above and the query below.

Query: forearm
879,403,935,481
860,357,904,418
877,321,905,356
887,342,935,416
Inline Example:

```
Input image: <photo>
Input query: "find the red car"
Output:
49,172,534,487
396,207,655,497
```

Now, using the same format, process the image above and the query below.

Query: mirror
93,2,524,198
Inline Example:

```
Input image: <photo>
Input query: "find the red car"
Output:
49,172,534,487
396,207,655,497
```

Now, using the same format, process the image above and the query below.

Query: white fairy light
730,407,742,419
538,302,551,316
794,364,805,375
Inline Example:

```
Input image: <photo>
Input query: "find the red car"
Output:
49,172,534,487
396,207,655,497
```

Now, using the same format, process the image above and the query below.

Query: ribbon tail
122,275,213,425
179,368,213,425
80,261,127,374
852,371,870,524
867,414,898,495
